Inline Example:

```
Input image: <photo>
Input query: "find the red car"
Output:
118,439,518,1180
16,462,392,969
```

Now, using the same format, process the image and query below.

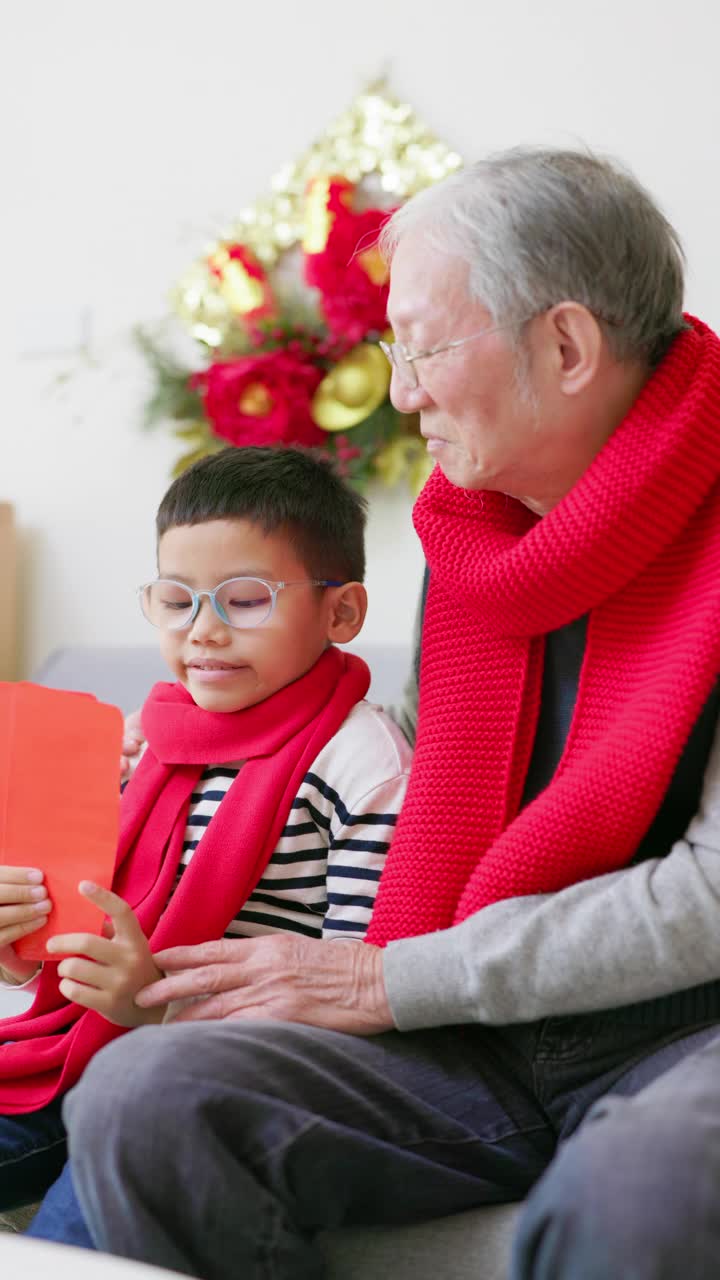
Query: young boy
0,446,411,1234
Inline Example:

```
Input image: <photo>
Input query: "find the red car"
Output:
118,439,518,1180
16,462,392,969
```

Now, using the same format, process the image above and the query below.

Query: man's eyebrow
386,307,424,340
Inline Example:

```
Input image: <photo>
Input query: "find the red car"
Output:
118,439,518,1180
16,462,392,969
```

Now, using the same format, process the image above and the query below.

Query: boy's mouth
188,660,245,671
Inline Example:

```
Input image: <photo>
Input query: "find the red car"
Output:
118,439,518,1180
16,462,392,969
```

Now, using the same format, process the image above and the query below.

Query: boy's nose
188,598,231,643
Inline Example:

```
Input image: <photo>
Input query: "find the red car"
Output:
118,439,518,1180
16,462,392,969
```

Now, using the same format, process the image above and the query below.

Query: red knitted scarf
0,646,369,1113
366,318,720,947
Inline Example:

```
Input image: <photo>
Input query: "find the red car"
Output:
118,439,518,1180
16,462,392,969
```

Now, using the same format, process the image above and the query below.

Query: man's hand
136,934,394,1035
46,882,165,1027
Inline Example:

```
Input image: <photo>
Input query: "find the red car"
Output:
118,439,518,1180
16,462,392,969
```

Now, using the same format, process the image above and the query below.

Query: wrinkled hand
47,882,164,1027
0,866,52,982
120,709,144,782
136,934,394,1034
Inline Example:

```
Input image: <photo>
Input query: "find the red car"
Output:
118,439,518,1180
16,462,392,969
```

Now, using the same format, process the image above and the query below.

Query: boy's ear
325,583,367,644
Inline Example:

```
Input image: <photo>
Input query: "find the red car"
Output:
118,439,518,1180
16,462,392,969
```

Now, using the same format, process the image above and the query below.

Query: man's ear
325,583,367,644
543,302,605,396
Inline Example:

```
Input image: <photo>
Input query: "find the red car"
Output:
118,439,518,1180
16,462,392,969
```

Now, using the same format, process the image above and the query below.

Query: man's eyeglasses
380,308,619,389
138,577,343,632
379,320,537,389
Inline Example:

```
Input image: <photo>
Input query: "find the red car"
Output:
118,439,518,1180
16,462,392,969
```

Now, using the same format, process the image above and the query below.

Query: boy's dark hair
156,446,367,582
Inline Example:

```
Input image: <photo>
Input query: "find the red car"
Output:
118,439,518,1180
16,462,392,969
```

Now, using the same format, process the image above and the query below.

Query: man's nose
389,368,432,413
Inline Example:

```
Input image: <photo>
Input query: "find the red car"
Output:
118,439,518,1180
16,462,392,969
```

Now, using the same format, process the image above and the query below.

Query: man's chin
435,454,482,491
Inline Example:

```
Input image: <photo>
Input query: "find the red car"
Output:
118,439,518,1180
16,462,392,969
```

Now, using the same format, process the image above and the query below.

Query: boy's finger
77,882,141,939
0,916,50,947
56,955,110,989
57,978,105,1012
125,709,143,737
0,903,52,932
0,883,49,905
0,871,47,904
0,868,45,884
46,932,113,962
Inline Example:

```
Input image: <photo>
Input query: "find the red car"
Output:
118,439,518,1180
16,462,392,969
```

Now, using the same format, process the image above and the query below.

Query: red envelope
0,682,123,961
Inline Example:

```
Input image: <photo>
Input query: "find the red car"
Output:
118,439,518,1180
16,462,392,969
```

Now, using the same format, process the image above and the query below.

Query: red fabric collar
367,318,720,946
140,664,345,765
0,646,369,1113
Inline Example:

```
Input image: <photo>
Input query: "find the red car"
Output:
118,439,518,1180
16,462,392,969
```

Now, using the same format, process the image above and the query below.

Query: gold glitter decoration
311,343,391,431
209,248,267,315
302,177,352,254
356,246,388,286
173,81,463,343
375,436,434,495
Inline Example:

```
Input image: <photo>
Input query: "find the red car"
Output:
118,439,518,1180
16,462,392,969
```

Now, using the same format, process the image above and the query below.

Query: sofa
1,644,519,1278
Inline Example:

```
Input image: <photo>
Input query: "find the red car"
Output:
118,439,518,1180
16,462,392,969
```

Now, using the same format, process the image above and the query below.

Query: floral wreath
139,84,462,493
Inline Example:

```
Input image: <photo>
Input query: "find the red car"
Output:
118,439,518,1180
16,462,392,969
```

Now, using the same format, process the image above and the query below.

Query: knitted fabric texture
366,318,720,947
0,647,369,1113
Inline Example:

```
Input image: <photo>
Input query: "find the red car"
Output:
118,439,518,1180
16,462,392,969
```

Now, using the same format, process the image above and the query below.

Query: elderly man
58,149,720,1280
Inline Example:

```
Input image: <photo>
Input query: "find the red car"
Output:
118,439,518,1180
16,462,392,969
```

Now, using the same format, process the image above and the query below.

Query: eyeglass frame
137,576,344,632
379,307,619,388
378,320,533,389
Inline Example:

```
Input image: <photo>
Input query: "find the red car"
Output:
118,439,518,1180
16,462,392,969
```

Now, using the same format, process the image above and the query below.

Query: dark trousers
61,1006,720,1280
0,1097,92,1246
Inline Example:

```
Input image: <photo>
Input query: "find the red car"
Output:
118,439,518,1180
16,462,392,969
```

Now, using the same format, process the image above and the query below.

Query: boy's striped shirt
174,701,411,941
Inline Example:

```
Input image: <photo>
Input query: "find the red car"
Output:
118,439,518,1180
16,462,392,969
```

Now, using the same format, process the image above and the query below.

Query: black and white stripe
172,702,412,941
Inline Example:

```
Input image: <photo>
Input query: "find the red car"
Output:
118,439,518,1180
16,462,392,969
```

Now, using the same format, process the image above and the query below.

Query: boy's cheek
157,636,186,683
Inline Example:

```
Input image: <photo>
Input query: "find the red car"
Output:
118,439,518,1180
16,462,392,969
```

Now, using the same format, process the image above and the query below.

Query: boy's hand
47,882,165,1027
0,866,52,982
120,710,144,782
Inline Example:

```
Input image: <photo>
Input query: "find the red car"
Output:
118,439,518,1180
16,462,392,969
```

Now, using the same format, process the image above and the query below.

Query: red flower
303,179,395,342
192,350,326,448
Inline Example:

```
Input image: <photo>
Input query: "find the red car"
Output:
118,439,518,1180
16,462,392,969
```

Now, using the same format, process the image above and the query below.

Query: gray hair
380,147,686,366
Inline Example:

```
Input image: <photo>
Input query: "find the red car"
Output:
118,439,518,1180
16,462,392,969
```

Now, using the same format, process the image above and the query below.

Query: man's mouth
422,434,449,453
420,425,449,443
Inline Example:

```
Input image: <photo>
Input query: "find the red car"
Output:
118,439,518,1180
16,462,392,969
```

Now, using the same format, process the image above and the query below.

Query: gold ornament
374,436,433,495
173,81,462,343
357,246,388,286
170,423,223,478
302,177,352,253
209,248,267,315
312,344,391,431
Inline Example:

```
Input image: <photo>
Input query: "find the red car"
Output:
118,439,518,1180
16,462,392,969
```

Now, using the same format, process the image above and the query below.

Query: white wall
6,0,720,675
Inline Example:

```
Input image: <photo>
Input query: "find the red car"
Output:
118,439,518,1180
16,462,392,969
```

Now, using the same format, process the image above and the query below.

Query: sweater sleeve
384,718,720,1030
0,964,41,990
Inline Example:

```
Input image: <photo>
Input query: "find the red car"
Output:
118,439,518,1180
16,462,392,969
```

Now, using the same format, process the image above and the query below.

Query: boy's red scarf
367,318,720,947
0,647,369,1113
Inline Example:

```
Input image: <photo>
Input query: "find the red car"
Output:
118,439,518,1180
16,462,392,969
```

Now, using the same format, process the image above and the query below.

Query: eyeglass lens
141,579,275,630
380,341,417,389
394,346,417,388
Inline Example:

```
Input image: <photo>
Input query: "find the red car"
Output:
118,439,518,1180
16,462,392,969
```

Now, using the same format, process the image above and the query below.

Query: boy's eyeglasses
138,577,343,632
